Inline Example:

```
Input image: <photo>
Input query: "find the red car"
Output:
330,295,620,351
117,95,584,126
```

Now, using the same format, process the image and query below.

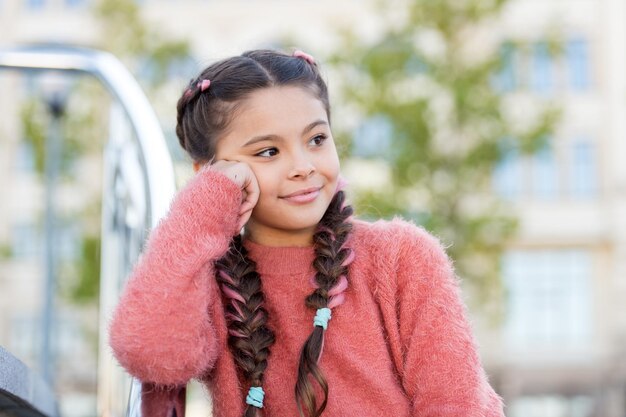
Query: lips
281,186,322,198
280,186,322,204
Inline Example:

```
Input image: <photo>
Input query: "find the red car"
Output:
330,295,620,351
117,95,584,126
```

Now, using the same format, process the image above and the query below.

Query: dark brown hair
176,49,353,417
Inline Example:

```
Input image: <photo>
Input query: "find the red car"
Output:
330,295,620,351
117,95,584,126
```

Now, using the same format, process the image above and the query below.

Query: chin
282,216,324,232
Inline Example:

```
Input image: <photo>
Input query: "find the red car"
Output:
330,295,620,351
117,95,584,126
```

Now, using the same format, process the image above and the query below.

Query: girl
109,49,504,417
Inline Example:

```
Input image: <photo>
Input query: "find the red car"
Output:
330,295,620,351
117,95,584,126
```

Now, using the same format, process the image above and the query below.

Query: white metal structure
0,44,177,417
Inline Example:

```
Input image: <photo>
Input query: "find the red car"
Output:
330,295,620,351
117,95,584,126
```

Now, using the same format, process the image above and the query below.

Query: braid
214,192,353,417
295,191,354,417
215,235,276,417
175,49,347,415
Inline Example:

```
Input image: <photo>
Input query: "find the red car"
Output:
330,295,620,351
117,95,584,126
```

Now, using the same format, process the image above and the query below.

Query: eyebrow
242,119,328,147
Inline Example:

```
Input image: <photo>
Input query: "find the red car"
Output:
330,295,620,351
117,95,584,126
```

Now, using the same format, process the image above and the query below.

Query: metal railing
0,44,177,417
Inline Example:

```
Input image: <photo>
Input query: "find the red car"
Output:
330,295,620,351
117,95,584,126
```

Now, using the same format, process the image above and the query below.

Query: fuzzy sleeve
392,220,504,417
108,167,241,385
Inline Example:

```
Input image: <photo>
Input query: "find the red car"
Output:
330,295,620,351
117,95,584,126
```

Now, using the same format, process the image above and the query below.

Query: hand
208,160,260,231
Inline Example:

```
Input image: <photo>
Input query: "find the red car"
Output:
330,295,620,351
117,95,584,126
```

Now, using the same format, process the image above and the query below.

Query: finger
241,172,260,209
237,211,252,231
239,196,257,215
240,194,258,216
238,205,254,220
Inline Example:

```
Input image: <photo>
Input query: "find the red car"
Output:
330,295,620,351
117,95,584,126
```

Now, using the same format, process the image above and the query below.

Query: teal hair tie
313,307,332,330
246,386,264,408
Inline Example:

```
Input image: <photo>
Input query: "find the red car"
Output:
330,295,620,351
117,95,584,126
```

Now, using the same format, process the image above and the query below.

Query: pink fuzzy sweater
109,168,504,417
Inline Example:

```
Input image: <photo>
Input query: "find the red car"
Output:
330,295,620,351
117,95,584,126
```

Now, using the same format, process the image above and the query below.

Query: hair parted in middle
175,49,355,417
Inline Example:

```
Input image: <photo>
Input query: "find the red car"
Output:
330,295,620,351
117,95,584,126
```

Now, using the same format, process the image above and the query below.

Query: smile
280,187,322,204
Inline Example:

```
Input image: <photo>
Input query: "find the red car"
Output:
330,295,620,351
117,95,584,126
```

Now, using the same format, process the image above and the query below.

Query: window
569,139,596,198
493,144,522,199
492,136,600,201
65,0,87,7
25,0,45,10
530,140,558,199
497,37,591,94
530,42,554,94
565,39,590,91
503,249,592,349
495,42,517,92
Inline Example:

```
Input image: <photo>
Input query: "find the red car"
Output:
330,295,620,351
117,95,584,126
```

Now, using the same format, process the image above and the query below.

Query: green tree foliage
20,80,105,179
19,78,110,308
0,243,12,260
95,0,191,87
330,0,561,315
71,234,102,304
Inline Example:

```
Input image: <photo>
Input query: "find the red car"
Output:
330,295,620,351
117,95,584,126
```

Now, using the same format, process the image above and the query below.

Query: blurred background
1,0,625,416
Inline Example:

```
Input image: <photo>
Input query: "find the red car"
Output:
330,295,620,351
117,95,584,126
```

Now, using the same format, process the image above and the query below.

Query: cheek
250,167,278,199
321,151,341,180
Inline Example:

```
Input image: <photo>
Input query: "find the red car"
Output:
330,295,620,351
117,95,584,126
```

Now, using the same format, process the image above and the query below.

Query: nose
288,151,316,179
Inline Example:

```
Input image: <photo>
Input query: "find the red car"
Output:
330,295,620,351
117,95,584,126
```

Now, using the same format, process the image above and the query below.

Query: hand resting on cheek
200,160,260,231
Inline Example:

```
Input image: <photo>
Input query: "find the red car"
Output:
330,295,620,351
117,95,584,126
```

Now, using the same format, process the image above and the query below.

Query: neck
244,223,315,247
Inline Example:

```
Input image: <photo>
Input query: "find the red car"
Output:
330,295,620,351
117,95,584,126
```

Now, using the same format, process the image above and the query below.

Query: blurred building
477,1,626,416
1,0,626,417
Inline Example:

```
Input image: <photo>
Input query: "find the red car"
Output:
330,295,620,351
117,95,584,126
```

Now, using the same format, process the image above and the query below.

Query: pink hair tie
340,250,355,267
328,293,346,309
328,275,348,297
293,50,315,65
197,79,211,92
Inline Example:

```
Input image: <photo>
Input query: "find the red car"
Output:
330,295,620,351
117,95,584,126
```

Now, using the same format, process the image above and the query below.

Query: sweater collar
243,239,316,276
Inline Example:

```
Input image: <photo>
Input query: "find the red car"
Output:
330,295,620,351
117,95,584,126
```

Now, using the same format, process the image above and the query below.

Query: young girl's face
215,85,340,245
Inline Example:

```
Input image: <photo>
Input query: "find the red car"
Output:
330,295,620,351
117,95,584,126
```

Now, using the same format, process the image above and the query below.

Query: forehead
222,86,328,141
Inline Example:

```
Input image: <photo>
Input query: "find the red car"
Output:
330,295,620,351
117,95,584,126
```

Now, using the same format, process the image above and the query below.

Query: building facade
481,1,626,416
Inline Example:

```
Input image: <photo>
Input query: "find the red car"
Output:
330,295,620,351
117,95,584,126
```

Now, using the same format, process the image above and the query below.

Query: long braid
215,235,275,417
213,192,353,417
295,190,354,417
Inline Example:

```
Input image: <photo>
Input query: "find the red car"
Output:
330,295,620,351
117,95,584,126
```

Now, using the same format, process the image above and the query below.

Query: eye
309,134,327,147
255,147,279,158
